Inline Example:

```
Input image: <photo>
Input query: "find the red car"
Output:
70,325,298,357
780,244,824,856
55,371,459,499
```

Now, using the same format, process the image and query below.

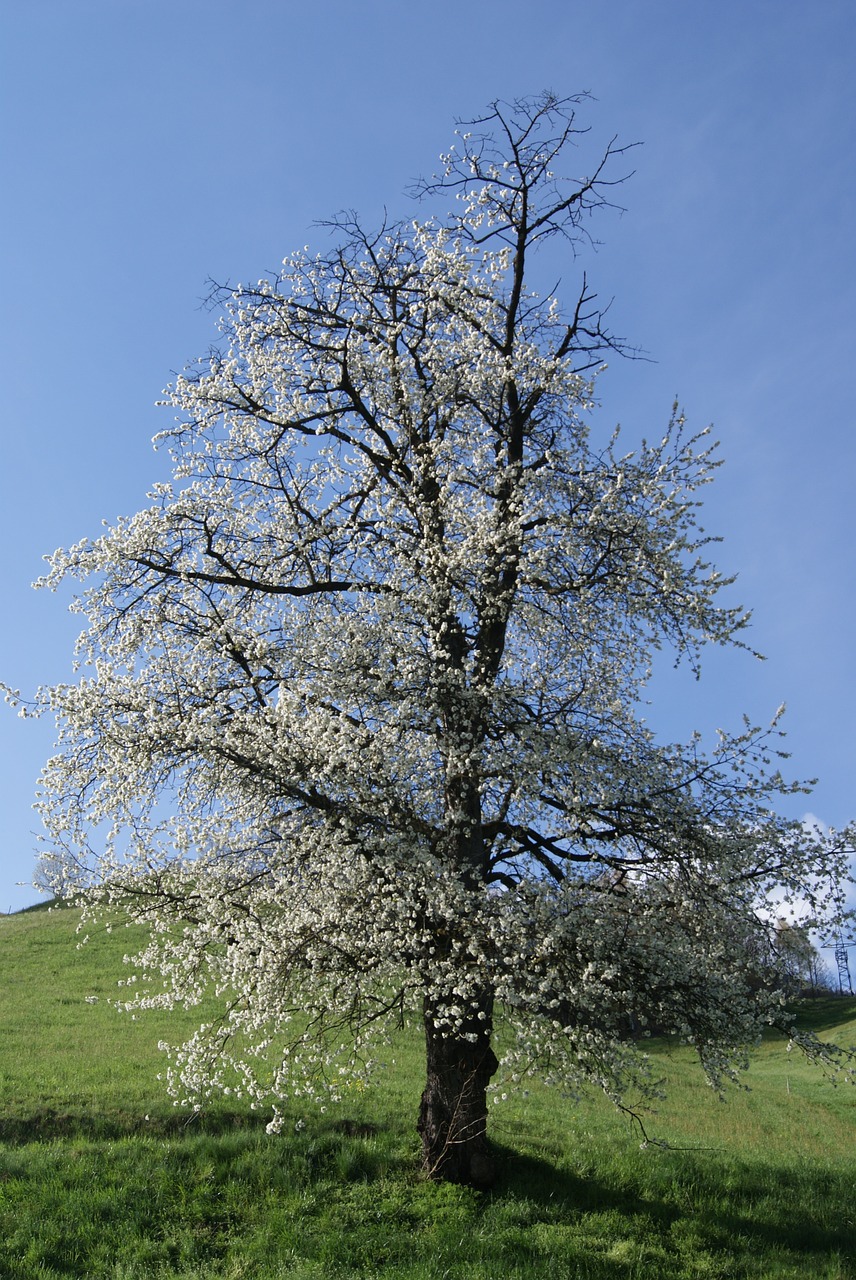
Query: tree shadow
787,995,856,1033
489,1141,856,1272
0,1105,273,1145
3,1106,852,1276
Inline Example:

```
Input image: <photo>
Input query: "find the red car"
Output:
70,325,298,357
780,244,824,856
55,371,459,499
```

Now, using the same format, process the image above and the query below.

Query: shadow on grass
2,1109,853,1277
788,996,856,1033
0,1105,390,1147
0,1105,275,1144
492,1140,856,1272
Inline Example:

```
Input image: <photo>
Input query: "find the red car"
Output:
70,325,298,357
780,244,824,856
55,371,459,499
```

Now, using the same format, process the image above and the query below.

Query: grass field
1,902,854,1279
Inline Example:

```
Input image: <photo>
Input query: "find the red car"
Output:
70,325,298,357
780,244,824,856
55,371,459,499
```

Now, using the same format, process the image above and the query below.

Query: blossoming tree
29,94,852,1185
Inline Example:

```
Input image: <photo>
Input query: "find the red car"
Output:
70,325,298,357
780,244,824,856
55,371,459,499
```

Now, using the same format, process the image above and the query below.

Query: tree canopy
25,93,854,1185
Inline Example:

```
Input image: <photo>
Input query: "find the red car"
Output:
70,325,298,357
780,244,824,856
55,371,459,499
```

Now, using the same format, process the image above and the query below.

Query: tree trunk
417,993,499,1187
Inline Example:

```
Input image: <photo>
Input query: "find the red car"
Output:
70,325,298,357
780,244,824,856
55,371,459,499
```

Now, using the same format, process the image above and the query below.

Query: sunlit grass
1,903,855,1278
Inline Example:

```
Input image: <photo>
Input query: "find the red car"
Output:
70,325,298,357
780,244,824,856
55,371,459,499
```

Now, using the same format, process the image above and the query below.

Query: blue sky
1,0,854,917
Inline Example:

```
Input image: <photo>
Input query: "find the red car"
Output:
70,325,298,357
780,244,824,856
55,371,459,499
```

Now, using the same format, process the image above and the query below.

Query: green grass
1,905,855,1279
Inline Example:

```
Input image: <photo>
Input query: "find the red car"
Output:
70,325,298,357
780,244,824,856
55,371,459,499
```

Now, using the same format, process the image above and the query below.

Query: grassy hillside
1,904,855,1279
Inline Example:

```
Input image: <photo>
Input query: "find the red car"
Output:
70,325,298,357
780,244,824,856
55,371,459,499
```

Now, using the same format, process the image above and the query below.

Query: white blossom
30,94,855,1179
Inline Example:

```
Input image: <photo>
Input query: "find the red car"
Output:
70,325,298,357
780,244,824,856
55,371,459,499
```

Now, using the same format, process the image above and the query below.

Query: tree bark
417,992,499,1187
